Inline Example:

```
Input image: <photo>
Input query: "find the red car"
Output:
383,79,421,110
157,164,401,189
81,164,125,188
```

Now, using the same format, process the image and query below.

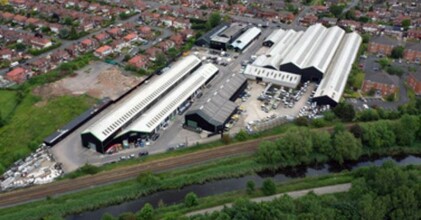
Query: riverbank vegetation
102,162,420,220
0,112,419,219
183,162,420,220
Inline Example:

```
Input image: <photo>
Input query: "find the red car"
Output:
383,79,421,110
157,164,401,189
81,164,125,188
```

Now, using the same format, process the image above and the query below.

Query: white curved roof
304,26,345,73
263,29,285,46
123,63,219,133
82,55,201,141
231,27,261,50
314,32,362,103
281,23,327,68
243,65,301,88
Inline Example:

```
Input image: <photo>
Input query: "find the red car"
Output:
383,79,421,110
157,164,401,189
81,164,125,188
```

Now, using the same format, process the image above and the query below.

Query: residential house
50,50,70,64
123,33,138,43
64,44,79,57
93,32,111,43
13,14,27,26
28,58,50,74
156,40,175,53
94,45,113,58
170,34,184,47
173,18,191,29
162,16,176,27
279,11,295,24
338,20,361,31
368,36,399,56
407,71,421,95
362,68,399,96
320,17,338,27
146,47,162,61
0,48,13,61
110,39,127,53
300,14,318,27
127,55,148,69
362,23,380,34
403,43,421,63
30,37,52,49
79,38,97,52
138,26,153,39
106,27,123,39
408,29,421,40
5,67,31,84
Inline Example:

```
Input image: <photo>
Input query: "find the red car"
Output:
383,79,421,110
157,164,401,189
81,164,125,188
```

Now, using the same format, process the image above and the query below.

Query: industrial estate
0,0,420,219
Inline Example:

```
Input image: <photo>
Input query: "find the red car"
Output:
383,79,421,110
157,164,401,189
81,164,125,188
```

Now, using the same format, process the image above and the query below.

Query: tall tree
206,12,221,30
136,203,154,220
333,102,355,122
331,131,362,164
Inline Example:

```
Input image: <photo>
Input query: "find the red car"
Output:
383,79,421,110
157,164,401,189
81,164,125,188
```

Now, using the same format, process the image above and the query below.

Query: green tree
401,19,411,30
206,12,221,30
329,4,344,18
102,213,116,220
59,28,70,38
311,130,332,155
262,179,277,195
331,131,362,164
378,58,390,69
394,115,419,146
184,192,199,207
294,116,309,126
118,212,136,220
345,10,356,20
63,17,73,25
15,43,26,51
358,193,387,220
386,66,404,76
136,172,159,188
257,141,280,164
136,203,154,220
246,180,255,195
362,33,370,44
391,46,404,59
235,129,249,141
333,102,355,122
154,53,167,68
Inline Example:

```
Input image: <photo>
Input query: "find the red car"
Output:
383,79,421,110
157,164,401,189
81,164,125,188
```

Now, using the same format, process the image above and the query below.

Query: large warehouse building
116,63,219,142
185,73,247,133
81,55,203,153
229,27,261,52
312,32,362,106
210,23,246,50
244,23,361,106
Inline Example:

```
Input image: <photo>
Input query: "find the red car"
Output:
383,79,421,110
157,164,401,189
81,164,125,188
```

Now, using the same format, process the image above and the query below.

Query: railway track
0,124,352,208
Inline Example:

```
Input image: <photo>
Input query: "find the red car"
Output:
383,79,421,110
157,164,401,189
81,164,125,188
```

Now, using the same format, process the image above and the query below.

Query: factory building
210,23,246,50
81,55,202,153
185,73,247,133
229,27,261,52
196,23,229,47
115,63,219,144
312,32,362,106
243,65,301,88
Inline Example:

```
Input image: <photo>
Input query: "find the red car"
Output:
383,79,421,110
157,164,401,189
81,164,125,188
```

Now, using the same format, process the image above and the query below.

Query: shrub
184,192,199,207
262,179,277,196
246,180,255,195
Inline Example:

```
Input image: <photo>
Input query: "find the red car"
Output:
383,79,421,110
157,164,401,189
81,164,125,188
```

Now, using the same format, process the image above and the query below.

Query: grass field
0,90,17,119
0,94,95,172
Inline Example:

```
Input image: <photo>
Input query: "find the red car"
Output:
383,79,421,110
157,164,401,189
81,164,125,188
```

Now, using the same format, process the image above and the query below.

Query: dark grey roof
365,69,399,85
196,22,229,46
219,23,245,39
371,36,400,46
187,72,246,126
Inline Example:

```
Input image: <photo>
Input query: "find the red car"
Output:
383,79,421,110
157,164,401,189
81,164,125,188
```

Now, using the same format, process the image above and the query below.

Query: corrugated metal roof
281,23,327,68
243,65,301,88
187,73,246,126
121,63,219,134
230,27,261,50
314,32,362,103
263,29,285,45
82,55,201,141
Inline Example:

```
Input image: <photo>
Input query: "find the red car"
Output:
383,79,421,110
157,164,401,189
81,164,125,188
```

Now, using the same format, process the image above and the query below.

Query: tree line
188,162,420,220
258,114,421,166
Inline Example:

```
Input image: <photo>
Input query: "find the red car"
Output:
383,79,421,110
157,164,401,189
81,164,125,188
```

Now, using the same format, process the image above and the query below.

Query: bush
294,116,309,126
136,172,160,188
262,179,277,196
235,130,249,141
184,192,199,207
246,180,255,195
136,203,154,220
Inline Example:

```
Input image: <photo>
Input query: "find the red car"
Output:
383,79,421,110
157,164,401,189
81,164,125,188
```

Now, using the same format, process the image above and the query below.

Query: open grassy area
0,90,17,118
0,94,95,172
0,53,97,173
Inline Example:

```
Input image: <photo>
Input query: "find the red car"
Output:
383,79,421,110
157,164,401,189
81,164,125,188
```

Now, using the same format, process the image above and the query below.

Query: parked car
139,151,149,156
151,133,160,141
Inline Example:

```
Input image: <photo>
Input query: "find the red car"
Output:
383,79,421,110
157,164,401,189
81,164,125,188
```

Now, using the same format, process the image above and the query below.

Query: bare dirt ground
33,62,143,100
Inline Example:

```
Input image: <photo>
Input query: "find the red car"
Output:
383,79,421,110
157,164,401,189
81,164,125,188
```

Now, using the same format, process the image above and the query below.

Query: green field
0,53,97,173
0,94,95,173
0,90,18,119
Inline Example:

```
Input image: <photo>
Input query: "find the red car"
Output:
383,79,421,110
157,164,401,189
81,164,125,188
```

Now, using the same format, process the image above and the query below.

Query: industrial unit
115,63,219,145
312,32,362,106
245,23,361,106
209,23,246,50
81,55,203,153
185,73,247,133
196,23,229,47
229,27,262,52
